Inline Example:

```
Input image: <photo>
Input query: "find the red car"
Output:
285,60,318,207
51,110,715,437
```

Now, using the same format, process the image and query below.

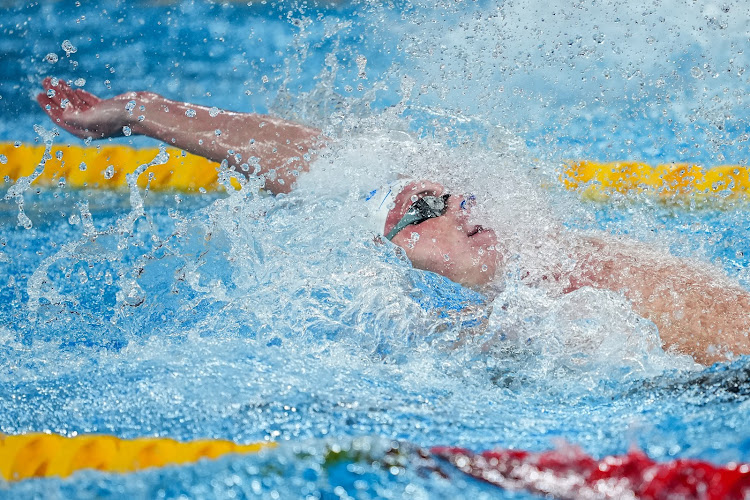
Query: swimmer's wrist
116,91,159,136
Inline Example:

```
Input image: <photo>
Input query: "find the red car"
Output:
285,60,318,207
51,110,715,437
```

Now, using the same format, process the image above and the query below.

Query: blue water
2,1,750,498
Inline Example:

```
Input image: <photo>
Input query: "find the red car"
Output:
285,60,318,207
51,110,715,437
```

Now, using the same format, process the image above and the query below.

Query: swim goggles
385,194,450,240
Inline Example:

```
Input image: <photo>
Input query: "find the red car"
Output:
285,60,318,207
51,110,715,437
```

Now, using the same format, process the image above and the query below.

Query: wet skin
385,180,500,288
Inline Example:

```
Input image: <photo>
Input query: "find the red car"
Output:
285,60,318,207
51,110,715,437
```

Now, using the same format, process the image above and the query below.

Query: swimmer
36,77,750,365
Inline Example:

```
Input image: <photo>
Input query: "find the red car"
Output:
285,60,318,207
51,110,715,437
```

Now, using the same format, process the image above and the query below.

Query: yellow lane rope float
563,160,750,205
0,143,232,192
0,433,273,481
2,143,750,203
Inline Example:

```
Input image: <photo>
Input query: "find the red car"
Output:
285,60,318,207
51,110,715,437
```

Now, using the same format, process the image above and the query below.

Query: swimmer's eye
386,194,450,240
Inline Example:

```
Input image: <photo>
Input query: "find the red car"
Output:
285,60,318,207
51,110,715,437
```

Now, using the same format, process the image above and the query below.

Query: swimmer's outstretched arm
37,77,324,194
566,238,750,365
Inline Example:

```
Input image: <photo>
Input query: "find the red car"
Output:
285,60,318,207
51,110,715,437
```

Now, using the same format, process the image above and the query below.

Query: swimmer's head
366,179,501,288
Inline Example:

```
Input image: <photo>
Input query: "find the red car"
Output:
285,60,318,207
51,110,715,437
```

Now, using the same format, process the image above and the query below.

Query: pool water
2,0,750,498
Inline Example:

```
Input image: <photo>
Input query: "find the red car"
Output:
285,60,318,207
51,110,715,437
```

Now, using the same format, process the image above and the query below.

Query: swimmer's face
384,180,500,288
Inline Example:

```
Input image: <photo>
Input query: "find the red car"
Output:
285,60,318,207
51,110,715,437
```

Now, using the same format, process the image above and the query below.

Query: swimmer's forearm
126,92,324,194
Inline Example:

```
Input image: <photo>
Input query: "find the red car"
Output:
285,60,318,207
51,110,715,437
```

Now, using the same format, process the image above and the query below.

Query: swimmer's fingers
43,77,102,112
38,77,64,112
37,88,72,133
39,78,83,115
38,78,126,139
54,79,94,111
61,101,128,140
70,87,102,110
37,94,98,140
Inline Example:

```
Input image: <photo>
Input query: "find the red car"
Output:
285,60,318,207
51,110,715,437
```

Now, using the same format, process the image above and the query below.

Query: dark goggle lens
409,193,450,223
385,193,450,240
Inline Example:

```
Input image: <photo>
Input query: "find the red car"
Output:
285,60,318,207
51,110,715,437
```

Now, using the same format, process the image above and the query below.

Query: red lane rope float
0,433,272,481
431,446,750,500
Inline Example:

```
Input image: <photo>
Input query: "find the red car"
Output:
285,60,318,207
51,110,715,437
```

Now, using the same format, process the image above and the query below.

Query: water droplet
19,213,32,229
45,53,59,64
79,162,87,171
209,107,220,117
60,99,70,109
103,165,115,179
74,77,86,86
261,75,269,83
55,150,63,160
61,40,77,56
58,177,66,188
185,109,196,118
0,155,6,165
122,126,132,136
69,213,80,225
46,89,56,98
215,129,222,136
356,54,367,79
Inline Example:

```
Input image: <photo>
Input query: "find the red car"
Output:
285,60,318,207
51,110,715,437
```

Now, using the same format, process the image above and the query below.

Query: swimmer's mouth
467,225,484,237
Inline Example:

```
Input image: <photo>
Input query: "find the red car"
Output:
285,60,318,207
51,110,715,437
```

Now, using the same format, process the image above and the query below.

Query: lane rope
2,143,750,204
0,143,232,192
0,433,272,481
562,160,750,206
3,431,749,500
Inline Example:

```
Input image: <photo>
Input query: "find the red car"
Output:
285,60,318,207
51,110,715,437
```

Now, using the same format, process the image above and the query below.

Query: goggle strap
385,212,425,240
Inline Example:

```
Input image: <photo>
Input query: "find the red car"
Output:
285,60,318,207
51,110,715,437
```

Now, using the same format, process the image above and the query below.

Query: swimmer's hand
37,77,137,140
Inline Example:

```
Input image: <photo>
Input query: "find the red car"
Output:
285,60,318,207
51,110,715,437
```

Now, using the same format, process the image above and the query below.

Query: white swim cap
363,178,414,235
